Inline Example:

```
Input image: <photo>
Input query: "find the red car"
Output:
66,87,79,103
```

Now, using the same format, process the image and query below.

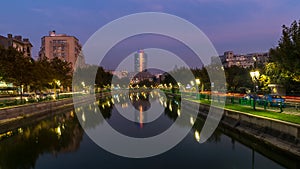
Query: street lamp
81,81,86,93
250,70,260,92
190,80,195,86
195,79,200,85
55,80,61,99
250,70,260,110
195,79,201,98
50,79,61,100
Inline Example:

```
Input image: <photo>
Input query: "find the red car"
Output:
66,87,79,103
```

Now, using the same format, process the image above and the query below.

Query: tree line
1,20,298,95
252,20,300,94
163,20,300,94
162,66,252,93
0,46,113,95
0,46,72,95
266,20,300,94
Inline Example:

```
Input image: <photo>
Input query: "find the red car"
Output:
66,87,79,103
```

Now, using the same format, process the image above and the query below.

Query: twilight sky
1,0,299,62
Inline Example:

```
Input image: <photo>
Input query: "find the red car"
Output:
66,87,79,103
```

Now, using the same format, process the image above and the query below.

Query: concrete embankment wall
0,94,106,134
183,100,300,157
0,94,102,125
0,93,106,125
0,99,73,121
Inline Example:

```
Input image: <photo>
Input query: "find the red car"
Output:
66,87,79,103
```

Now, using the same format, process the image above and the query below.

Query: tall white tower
134,49,147,72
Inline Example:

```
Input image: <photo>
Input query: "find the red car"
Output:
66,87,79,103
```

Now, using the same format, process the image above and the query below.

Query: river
0,91,299,169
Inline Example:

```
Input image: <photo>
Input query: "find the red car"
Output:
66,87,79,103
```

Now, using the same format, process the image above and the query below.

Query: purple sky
0,0,299,60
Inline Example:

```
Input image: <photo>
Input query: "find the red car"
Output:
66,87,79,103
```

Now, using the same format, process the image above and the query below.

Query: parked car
243,94,261,101
263,94,285,107
36,93,48,100
243,94,266,105
16,93,36,101
46,92,56,99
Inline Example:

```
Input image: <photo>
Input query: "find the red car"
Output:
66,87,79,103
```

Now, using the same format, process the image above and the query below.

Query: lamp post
195,78,200,86
195,78,201,89
56,80,61,99
190,80,195,92
190,80,194,86
250,70,260,92
250,70,260,110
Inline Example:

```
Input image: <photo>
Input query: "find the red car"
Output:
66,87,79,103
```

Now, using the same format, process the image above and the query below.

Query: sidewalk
282,107,300,116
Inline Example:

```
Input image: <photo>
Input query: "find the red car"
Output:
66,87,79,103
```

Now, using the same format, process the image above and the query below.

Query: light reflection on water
0,91,298,169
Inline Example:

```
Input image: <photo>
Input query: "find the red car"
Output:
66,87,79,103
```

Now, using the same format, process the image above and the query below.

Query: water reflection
0,91,299,169
75,95,113,129
130,92,151,128
0,110,83,169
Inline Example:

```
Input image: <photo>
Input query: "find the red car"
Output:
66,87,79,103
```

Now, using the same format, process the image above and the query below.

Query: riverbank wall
183,99,300,157
0,93,105,128
0,99,73,123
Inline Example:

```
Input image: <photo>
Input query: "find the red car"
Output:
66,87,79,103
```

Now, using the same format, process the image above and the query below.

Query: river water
0,91,299,169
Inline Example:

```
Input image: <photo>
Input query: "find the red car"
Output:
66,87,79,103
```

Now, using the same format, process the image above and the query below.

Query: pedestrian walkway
282,107,300,116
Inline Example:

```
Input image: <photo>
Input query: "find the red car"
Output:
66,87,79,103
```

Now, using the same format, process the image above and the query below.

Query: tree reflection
163,94,223,143
0,111,83,169
75,94,113,129
164,99,179,121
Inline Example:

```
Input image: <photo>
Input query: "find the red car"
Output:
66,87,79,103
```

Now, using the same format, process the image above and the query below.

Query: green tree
163,67,195,86
269,20,300,82
0,47,22,82
0,47,34,99
31,57,53,93
50,57,72,91
95,66,113,87
266,20,300,94
225,66,252,93
73,65,112,92
192,67,210,91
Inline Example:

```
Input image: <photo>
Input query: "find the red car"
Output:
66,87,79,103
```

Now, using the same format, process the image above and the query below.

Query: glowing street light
195,78,200,85
190,80,195,86
250,70,260,81
55,80,61,99
249,70,260,110
250,70,260,92
195,78,202,92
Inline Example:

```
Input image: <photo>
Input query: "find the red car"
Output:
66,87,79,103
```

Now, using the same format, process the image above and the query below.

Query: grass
188,98,300,125
148,90,300,124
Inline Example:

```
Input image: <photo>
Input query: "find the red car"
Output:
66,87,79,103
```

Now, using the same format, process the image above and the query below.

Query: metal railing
0,93,74,108
163,89,299,114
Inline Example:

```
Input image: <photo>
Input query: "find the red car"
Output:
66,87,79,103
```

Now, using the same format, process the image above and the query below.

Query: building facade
220,51,269,68
0,34,32,57
134,49,147,72
109,70,128,79
39,31,82,69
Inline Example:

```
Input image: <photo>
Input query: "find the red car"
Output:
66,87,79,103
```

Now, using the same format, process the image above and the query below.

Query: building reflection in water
130,92,151,128
139,105,144,128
